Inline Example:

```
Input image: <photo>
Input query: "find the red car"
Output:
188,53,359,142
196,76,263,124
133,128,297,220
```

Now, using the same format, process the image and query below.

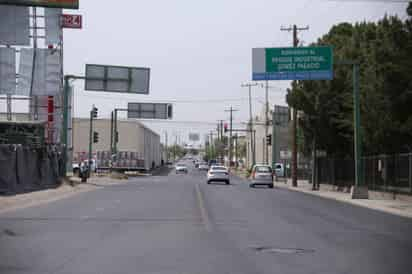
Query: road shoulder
0,176,127,214
275,180,412,219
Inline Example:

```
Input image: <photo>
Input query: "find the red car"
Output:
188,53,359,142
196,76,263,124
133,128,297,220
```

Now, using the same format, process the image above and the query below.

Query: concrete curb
275,183,412,219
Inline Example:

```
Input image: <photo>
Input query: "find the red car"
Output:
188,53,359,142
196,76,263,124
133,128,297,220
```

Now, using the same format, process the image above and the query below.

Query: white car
207,166,230,184
250,164,274,188
175,164,188,174
198,163,209,171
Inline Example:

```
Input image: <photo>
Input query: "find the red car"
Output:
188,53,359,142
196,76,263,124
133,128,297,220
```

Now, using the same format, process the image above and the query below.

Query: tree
288,6,412,156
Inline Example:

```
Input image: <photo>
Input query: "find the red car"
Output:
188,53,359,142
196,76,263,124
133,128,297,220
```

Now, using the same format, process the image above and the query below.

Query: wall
72,118,161,170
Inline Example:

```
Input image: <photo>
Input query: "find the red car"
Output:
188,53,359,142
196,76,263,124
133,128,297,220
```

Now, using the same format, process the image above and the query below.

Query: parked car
207,165,230,184
249,164,274,188
175,164,188,174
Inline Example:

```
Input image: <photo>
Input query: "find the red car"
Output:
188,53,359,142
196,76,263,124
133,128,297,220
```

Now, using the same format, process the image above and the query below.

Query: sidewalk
275,179,412,219
0,176,127,214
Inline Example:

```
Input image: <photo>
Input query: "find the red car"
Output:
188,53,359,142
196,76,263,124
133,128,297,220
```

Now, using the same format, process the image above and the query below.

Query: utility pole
225,107,238,167
165,131,168,163
281,24,309,187
88,105,98,178
241,82,258,167
218,120,225,162
265,81,269,164
174,134,177,162
234,133,238,168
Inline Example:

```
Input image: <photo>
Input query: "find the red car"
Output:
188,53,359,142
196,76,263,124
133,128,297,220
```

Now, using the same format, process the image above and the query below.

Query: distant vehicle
198,163,209,171
175,164,188,174
249,164,274,188
208,159,217,166
207,165,230,185
274,163,285,179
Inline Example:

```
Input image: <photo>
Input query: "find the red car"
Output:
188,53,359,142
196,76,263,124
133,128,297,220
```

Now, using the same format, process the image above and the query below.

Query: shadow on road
151,166,172,176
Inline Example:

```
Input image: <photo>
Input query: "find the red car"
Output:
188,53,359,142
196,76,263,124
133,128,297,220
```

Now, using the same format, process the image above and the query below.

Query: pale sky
38,0,412,143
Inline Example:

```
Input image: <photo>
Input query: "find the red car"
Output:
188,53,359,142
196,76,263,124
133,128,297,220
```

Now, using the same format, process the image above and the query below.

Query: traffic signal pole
62,75,86,176
88,105,98,177
88,107,93,176
334,60,367,198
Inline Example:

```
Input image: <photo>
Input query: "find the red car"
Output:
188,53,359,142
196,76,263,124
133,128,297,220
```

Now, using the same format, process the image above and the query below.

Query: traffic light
224,123,228,133
167,104,173,119
91,106,98,118
93,131,99,143
266,134,272,146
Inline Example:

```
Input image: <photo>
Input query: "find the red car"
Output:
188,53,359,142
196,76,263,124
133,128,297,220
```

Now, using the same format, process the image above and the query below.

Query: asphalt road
1,160,412,274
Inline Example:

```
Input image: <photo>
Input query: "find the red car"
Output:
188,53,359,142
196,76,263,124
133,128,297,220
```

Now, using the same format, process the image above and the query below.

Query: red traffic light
224,123,228,132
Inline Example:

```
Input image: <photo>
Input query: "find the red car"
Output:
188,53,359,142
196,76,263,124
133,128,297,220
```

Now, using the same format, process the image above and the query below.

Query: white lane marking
195,183,212,232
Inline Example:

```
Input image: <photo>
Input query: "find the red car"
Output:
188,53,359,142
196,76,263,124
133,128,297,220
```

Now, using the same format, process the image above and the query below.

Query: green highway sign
252,46,333,80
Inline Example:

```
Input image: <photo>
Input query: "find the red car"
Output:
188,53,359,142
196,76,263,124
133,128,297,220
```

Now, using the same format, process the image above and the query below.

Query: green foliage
289,7,412,156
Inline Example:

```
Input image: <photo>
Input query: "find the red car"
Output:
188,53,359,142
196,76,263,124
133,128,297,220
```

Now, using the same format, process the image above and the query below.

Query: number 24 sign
61,14,82,29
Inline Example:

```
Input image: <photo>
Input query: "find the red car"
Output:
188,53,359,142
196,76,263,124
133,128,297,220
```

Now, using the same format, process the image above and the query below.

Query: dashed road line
195,183,213,232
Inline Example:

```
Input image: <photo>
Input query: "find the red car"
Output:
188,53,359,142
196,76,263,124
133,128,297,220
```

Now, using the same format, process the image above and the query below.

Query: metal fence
317,153,412,194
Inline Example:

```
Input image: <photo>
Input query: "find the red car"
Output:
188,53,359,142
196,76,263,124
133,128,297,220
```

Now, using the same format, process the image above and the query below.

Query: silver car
198,163,210,171
250,165,274,188
175,164,188,174
207,166,230,184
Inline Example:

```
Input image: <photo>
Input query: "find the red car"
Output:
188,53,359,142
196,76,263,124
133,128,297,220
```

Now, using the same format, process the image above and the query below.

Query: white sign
280,150,292,159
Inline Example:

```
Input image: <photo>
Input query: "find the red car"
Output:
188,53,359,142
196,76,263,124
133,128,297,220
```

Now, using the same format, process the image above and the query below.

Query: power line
76,93,270,104
139,119,244,126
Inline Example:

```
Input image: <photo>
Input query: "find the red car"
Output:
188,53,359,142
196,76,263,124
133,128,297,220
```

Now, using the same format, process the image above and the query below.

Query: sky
22,0,412,144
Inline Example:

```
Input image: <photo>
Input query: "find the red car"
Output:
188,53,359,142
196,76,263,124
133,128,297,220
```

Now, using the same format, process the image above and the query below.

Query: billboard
189,133,200,142
252,46,333,81
273,105,289,126
16,48,61,96
0,6,30,45
0,0,79,9
0,48,16,94
85,64,150,94
127,103,172,120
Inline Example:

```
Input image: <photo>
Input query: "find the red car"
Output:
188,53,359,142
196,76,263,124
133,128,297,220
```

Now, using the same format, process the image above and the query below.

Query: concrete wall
72,118,161,170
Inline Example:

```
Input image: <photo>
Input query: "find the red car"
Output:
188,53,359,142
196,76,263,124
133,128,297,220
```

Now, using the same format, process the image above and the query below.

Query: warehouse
72,118,161,171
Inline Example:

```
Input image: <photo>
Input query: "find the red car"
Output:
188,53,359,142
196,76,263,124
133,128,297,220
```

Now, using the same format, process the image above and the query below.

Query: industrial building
245,107,290,168
72,118,161,171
